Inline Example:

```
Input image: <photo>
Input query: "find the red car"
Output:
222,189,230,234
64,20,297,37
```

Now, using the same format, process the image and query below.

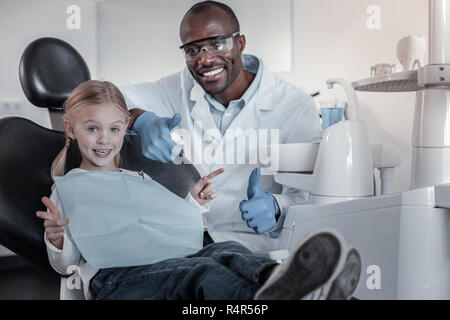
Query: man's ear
64,120,75,140
237,34,246,54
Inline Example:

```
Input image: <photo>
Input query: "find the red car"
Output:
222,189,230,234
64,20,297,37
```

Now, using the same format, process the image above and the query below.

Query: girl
36,80,354,300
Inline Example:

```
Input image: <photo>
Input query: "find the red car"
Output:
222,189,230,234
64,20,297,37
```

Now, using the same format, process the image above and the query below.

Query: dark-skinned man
121,1,361,299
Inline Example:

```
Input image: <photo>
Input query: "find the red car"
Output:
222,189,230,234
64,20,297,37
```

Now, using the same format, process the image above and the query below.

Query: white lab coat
121,54,321,252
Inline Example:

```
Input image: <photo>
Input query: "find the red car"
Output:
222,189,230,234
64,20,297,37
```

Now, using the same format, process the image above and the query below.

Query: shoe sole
254,229,346,300
326,247,361,300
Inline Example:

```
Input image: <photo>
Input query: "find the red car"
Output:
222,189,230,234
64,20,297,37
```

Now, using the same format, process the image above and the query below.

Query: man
122,1,322,253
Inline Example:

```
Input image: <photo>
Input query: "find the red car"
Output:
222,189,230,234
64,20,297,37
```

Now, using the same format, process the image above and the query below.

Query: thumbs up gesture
132,111,183,163
239,168,279,234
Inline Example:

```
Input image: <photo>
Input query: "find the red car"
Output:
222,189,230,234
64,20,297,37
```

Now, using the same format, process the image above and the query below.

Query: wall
0,0,98,128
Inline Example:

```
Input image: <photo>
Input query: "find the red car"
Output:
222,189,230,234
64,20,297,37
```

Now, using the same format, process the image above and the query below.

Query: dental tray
352,70,423,92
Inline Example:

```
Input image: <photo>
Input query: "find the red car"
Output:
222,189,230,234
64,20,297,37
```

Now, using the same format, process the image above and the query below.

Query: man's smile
198,66,226,82
200,67,224,77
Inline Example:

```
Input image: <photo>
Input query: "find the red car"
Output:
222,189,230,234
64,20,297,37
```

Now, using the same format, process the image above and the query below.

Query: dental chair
0,37,200,298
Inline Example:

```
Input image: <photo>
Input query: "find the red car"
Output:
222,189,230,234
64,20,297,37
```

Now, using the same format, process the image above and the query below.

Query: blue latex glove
133,111,182,163
239,168,279,234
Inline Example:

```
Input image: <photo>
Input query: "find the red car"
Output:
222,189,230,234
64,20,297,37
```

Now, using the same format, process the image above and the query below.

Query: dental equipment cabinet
274,0,450,299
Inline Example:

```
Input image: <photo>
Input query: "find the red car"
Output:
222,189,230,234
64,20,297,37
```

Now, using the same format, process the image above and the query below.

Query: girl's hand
35,196,69,250
191,168,225,206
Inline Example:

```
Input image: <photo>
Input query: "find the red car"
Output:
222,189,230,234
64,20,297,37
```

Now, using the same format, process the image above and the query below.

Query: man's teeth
202,68,223,77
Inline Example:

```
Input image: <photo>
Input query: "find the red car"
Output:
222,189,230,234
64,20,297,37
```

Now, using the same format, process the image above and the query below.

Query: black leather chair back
0,37,200,276
0,117,65,275
19,37,91,110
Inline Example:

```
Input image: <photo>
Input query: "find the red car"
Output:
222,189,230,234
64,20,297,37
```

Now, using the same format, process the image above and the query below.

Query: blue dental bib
54,171,203,268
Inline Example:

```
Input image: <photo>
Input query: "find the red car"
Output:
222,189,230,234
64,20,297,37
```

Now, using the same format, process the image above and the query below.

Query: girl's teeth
95,149,110,154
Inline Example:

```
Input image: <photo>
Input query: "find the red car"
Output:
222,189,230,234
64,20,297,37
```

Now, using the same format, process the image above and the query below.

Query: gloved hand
239,168,279,234
133,111,182,163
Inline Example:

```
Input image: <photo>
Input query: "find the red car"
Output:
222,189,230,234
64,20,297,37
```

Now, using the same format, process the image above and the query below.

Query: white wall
0,0,98,128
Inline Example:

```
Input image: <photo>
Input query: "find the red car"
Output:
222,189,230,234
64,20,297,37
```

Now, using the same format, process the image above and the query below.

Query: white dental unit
274,0,450,299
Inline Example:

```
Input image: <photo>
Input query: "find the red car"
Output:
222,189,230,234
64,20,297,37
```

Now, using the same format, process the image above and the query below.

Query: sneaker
254,229,346,300
302,246,362,300
326,246,361,300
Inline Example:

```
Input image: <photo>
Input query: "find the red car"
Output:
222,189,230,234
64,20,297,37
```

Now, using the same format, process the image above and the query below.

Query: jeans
89,241,277,300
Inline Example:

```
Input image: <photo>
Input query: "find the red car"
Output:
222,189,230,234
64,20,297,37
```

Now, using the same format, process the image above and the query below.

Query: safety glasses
180,32,240,62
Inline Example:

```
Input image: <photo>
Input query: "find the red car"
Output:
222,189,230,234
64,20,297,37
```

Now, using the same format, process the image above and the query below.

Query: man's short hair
186,1,240,32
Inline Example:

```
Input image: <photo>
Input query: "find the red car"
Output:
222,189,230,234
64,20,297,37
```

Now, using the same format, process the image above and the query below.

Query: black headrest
19,37,91,110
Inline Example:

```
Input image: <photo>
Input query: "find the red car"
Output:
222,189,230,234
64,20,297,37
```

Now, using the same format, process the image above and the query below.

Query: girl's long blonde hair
51,80,131,178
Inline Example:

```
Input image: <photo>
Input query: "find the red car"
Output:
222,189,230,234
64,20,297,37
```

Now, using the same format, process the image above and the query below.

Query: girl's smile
65,102,129,171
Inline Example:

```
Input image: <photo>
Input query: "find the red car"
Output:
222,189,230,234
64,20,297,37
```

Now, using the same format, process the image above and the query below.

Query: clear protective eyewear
180,32,240,61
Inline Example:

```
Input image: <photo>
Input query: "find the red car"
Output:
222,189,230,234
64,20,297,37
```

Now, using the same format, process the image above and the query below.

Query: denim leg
90,247,275,300
188,241,278,285
89,241,277,300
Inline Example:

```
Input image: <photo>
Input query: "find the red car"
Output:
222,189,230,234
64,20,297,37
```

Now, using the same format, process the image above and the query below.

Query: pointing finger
206,168,225,180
